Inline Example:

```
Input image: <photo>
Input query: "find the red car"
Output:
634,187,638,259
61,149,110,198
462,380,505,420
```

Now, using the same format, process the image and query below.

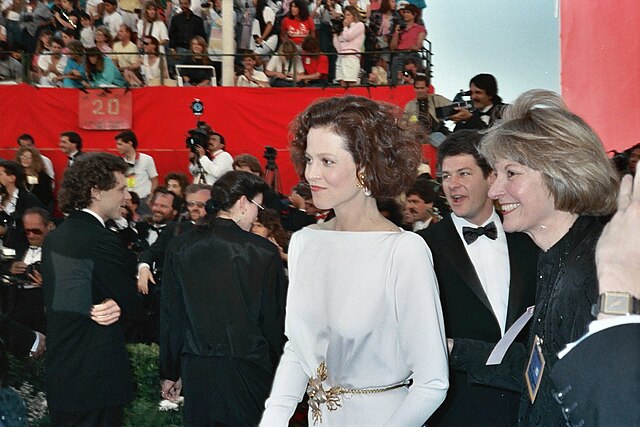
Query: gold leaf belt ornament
306,361,412,425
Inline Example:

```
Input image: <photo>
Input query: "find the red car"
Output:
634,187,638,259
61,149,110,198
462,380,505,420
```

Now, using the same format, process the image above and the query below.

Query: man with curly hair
42,153,141,426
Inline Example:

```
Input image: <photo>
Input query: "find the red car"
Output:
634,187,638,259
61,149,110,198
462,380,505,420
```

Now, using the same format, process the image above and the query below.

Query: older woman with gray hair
479,89,619,426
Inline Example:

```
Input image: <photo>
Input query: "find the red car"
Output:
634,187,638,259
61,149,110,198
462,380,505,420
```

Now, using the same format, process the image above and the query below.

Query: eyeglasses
186,201,206,208
142,41,150,45
24,228,44,236
250,199,265,210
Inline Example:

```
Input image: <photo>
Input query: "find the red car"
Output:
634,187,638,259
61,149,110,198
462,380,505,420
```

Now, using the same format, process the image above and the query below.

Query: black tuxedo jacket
454,103,506,131
0,313,36,356
418,214,538,426
2,188,44,250
42,210,142,412
550,322,640,426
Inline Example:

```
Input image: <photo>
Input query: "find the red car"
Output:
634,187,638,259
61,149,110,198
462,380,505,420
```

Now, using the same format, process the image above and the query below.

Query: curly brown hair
15,145,45,176
289,96,424,198
58,153,129,213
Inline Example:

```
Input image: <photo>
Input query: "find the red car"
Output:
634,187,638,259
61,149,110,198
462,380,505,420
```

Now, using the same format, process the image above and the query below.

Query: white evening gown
261,228,448,426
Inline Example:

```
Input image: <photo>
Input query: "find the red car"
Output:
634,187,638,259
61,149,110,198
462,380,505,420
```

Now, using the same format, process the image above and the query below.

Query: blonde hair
479,89,618,216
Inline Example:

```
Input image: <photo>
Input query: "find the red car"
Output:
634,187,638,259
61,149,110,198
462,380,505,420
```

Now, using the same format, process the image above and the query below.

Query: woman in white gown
260,96,448,426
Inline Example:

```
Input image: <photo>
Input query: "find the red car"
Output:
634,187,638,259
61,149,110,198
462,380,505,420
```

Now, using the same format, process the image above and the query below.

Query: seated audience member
15,146,54,212
265,39,305,87
57,39,86,88
53,0,81,37
112,24,141,75
36,36,67,87
179,35,214,86
298,36,329,87
281,0,315,47
398,56,423,86
85,46,127,87
125,35,169,86
333,6,365,87
102,0,124,37
0,42,21,83
16,134,54,182
550,171,640,426
236,52,270,87
252,0,279,60
95,26,114,53
164,172,190,200
0,208,53,333
60,28,77,50
137,1,169,53
389,3,425,85
367,55,389,85
79,12,96,48
251,207,290,263
30,29,54,81
168,0,207,74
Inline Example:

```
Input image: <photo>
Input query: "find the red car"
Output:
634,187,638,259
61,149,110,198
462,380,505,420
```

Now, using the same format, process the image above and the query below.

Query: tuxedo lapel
436,217,495,317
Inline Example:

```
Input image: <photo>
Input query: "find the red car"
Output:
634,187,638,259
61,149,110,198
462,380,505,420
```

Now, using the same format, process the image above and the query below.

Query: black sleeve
0,314,37,357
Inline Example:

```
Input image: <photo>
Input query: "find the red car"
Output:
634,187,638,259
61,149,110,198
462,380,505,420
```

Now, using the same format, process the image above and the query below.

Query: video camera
435,100,474,120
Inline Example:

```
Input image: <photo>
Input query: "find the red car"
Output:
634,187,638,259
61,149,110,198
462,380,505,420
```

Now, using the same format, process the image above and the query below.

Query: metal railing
0,43,433,88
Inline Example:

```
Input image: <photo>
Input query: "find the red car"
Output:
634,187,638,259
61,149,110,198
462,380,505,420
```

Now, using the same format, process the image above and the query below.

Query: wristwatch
591,292,640,317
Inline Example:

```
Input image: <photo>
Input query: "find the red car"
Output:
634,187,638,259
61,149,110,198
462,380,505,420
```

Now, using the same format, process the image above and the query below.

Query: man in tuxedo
132,185,204,343
451,73,506,131
550,171,640,425
42,153,141,426
58,131,83,167
1,207,53,332
418,130,537,426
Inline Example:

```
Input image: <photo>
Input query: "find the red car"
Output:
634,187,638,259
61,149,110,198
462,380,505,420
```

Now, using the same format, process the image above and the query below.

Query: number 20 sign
78,89,133,130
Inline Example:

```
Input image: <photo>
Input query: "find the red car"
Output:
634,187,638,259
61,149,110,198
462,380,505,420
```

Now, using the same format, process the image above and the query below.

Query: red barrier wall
561,1,640,153
0,85,418,193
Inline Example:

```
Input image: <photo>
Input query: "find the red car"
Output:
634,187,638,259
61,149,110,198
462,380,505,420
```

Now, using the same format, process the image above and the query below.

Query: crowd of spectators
0,0,431,86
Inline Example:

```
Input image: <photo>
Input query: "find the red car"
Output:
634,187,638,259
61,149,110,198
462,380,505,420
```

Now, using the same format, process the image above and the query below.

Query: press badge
126,175,136,189
525,335,545,403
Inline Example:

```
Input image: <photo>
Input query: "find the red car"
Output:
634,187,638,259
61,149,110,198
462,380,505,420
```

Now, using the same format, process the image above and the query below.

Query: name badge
126,176,136,188
525,335,546,403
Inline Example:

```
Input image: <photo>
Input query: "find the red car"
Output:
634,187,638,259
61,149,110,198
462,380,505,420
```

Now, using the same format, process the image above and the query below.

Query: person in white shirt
102,0,124,39
188,126,233,185
114,130,158,214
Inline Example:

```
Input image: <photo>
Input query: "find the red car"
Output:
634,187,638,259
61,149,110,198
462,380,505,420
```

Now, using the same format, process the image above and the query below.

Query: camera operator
1,207,53,333
450,73,506,131
188,123,233,185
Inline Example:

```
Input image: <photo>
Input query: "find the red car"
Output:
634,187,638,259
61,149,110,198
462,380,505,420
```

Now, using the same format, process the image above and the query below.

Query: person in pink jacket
333,5,365,87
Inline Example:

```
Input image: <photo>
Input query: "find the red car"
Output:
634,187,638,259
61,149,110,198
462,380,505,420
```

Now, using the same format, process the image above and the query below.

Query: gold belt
306,361,411,425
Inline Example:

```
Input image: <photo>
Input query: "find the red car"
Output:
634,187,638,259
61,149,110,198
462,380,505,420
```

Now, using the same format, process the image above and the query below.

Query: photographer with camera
389,2,425,85
1,207,52,333
187,122,233,185
450,73,506,131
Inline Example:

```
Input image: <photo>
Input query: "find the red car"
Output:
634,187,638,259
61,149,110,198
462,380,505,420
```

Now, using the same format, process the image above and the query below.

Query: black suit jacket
2,188,44,250
42,210,142,412
550,322,640,426
0,313,36,357
418,214,538,426
454,103,506,131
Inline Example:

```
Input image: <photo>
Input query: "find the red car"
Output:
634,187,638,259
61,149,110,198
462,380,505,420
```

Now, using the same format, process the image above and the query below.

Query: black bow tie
462,221,498,244
68,156,74,161
150,224,166,233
